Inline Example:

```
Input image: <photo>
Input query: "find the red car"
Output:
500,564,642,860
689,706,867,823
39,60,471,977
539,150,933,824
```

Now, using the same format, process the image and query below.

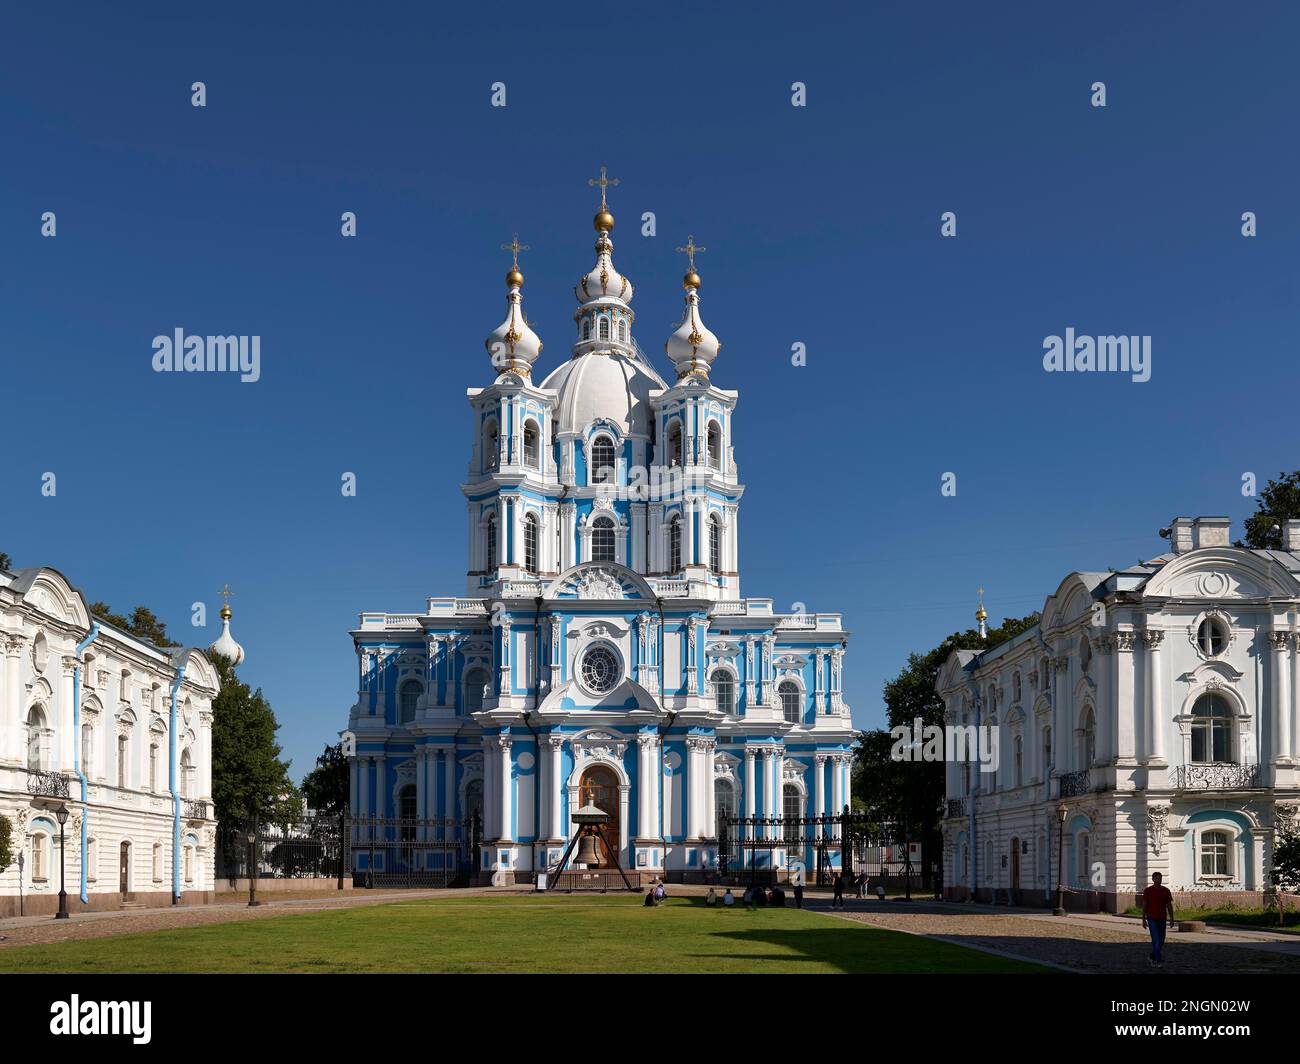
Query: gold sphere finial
975,586,987,623
506,268,524,288
683,270,701,290
219,583,234,621
220,603,232,620
594,208,614,233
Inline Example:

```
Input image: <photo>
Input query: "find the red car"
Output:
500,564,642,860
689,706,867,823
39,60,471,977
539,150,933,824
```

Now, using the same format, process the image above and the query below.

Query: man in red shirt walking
1141,871,1175,967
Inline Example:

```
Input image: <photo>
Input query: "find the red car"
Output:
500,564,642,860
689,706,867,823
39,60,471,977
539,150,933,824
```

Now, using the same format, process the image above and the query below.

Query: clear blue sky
3,2,1297,783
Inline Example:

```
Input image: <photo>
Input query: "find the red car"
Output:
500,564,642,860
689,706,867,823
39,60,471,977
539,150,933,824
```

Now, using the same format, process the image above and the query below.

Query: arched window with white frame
485,515,497,572
463,667,490,714
1199,829,1232,878
666,419,683,467
711,667,736,715
667,514,682,572
483,419,499,471
1075,830,1091,887
590,516,615,563
180,746,195,799
523,512,539,572
30,826,51,882
590,435,616,484
1078,707,1095,770
598,317,610,340
523,419,540,468
707,421,722,469
582,318,591,342
399,679,421,725
778,680,801,724
26,705,47,771
715,778,736,839
708,514,723,574
1191,692,1233,763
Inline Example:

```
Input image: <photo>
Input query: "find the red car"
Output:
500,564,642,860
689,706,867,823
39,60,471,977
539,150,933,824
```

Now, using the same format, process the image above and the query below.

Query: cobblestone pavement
808,901,1300,974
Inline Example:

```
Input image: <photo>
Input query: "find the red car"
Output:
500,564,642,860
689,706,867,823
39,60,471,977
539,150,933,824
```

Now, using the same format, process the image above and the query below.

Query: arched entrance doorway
578,765,620,867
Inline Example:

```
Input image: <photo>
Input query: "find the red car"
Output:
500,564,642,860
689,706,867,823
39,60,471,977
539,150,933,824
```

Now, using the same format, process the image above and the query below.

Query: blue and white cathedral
345,176,856,882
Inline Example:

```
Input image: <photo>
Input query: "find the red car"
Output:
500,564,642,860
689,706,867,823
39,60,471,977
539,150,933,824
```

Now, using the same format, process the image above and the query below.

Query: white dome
541,350,666,439
209,610,245,665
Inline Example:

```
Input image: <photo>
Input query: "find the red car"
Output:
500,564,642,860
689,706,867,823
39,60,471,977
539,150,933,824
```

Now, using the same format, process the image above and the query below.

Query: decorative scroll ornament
1147,804,1170,855
576,569,623,600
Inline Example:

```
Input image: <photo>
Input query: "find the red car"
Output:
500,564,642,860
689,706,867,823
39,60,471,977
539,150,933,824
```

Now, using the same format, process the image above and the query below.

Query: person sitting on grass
706,887,717,906
770,885,786,907
654,881,666,902
753,885,768,907
644,888,657,907
723,888,735,907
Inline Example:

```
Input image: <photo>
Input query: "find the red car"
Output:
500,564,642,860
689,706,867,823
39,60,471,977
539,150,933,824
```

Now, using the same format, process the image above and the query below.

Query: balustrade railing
26,768,70,798
1175,763,1261,790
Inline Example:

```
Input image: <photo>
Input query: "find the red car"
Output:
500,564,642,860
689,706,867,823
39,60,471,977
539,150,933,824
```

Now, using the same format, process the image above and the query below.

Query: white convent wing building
938,517,1300,911
346,182,855,883
0,565,218,916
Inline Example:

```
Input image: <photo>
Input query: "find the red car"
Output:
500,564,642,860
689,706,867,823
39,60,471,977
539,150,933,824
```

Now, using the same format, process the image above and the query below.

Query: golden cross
675,234,707,272
582,777,596,804
500,233,529,270
977,586,984,604
219,583,234,608
588,165,620,209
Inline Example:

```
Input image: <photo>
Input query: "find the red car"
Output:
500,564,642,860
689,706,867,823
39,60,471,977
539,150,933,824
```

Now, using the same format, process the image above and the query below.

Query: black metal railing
26,769,70,798
946,798,968,818
1175,763,1261,790
183,799,210,820
1058,769,1092,797
718,813,912,888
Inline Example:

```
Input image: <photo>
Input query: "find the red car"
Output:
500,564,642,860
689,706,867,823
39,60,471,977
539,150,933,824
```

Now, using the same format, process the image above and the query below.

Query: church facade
0,565,219,916
938,517,1300,912
346,180,856,883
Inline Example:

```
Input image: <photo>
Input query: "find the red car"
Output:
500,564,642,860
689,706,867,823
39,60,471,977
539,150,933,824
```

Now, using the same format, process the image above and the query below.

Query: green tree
1240,471,1300,549
209,652,297,826
87,601,181,647
301,742,350,817
0,814,11,874
0,551,12,571
853,613,1041,875
1271,829,1300,926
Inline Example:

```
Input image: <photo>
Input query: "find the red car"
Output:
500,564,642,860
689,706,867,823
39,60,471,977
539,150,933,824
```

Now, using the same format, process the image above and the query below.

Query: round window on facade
1196,616,1228,657
580,645,621,694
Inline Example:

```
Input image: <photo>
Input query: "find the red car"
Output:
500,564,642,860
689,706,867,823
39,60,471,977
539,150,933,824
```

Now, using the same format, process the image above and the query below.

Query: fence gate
719,813,906,886
354,816,477,888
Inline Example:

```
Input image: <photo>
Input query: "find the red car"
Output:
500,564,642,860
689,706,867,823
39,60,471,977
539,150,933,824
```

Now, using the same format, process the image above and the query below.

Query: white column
358,757,371,818
374,753,387,817
764,749,776,837
844,755,852,811
685,738,702,839
548,736,564,839
560,503,576,571
636,734,654,838
685,497,696,565
814,754,826,818
1273,629,1293,764
1115,634,1137,763
704,740,716,839
1145,630,1166,765
483,739,497,838
498,737,513,842
443,749,456,837
1291,633,1300,763
831,755,844,815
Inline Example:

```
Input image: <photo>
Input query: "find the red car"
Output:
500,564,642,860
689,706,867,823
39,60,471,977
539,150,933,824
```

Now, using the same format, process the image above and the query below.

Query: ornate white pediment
571,729,628,764
707,641,742,659
576,568,624,600
570,620,629,640
774,654,807,672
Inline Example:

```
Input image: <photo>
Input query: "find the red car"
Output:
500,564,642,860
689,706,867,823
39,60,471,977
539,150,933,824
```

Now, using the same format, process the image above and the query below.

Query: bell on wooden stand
575,832,604,868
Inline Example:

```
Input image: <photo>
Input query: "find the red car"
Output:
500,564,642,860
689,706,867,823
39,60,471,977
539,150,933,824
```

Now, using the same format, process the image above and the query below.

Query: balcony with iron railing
1174,763,1261,790
1057,768,1094,798
945,797,968,819
26,768,71,799
183,798,211,820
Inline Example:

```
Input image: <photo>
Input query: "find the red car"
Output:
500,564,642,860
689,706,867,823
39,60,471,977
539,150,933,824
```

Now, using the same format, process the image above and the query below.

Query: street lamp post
246,826,261,907
54,804,70,920
1053,802,1068,916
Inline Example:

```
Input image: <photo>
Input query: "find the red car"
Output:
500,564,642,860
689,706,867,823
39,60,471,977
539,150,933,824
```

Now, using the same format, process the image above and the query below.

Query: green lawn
0,895,1052,974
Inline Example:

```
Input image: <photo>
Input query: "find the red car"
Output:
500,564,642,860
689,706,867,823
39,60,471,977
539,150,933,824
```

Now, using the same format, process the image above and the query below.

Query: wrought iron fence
718,813,910,887
183,799,211,820
352,815,480,888
217,814,346,883
945,797,968,818
26,769,70,798
1175,763,1261,790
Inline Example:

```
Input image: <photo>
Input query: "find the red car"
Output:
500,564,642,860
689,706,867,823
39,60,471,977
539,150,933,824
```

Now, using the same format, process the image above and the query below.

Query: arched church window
590,435,616,484
778,681,801,724
523,513,539,573
1191,693,1233,763
707,422,722,469
782,785,802,846
582,318,591,342
485,515,497,571
1078,707,1095,769
715,779,736,839
667,420,683,467
180,747,194,799
484,420,499,471
598,317,610,340
464,668,489,713
591,517,615,563
668,515,682,572
709,514,723,574
399,680,421,724
523,420,539,468
711,668,736,714
26,705,46,770
618,319,627,342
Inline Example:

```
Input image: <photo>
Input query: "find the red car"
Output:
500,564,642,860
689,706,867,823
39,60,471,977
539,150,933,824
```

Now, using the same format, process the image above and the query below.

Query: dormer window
618,319,627,342
582,318,592,342
598,317,610,341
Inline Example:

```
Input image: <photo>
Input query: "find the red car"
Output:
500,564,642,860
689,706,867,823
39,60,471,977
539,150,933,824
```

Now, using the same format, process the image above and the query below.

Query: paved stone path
807,900,1300,974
